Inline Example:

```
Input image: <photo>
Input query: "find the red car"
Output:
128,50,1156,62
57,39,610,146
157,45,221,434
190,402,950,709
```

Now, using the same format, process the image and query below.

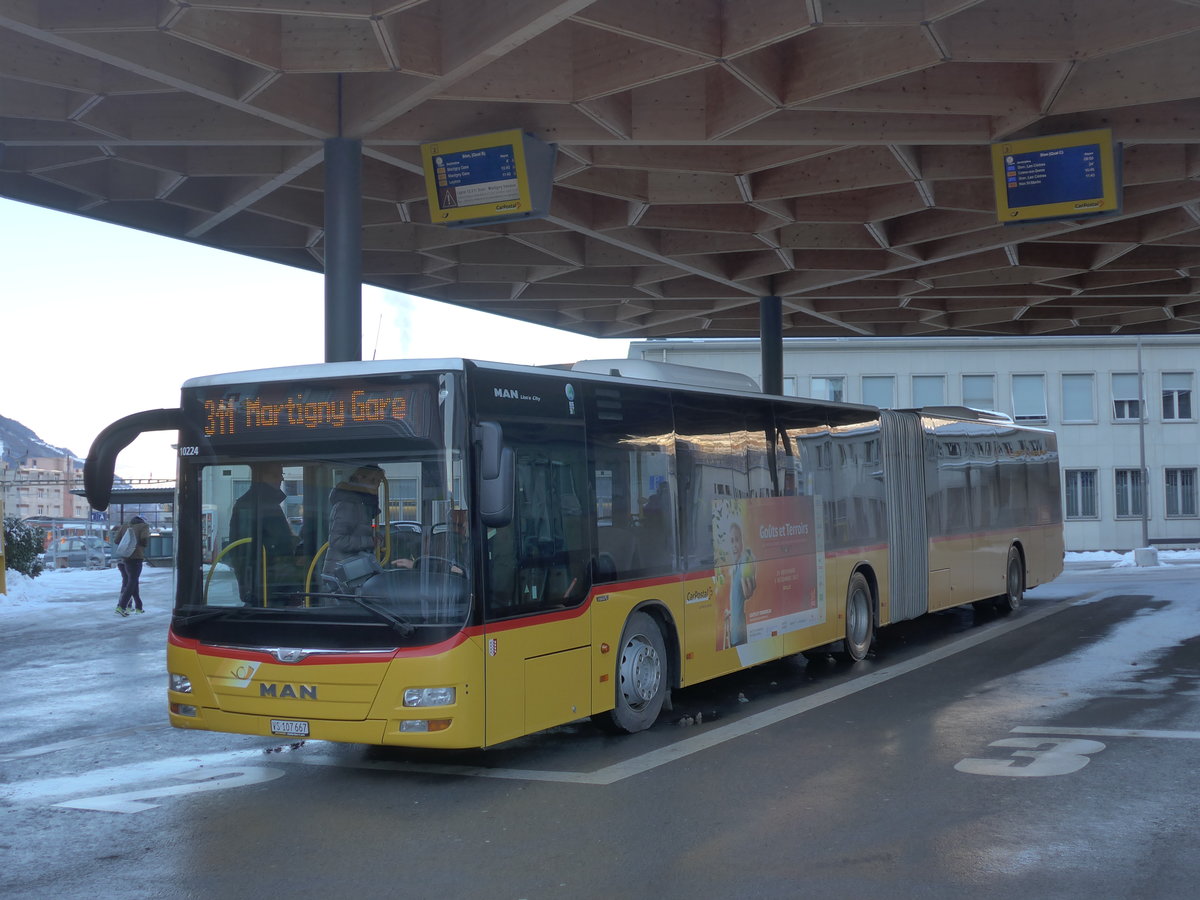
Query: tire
995,546,1024,615
600,611,669,734
836,572,874,662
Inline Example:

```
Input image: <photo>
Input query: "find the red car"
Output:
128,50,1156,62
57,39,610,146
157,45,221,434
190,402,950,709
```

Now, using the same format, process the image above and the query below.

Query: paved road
3,563,1199,899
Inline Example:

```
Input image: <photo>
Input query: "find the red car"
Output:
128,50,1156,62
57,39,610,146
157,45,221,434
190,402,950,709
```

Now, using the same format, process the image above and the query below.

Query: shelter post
323,136,363,363
759,295,783,395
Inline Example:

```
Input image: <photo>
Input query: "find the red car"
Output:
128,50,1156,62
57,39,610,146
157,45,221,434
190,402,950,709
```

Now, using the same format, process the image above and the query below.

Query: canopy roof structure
4,0,1200,339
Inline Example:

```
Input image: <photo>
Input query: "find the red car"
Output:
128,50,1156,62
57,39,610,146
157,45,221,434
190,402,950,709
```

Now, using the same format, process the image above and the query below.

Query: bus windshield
173,372,472,650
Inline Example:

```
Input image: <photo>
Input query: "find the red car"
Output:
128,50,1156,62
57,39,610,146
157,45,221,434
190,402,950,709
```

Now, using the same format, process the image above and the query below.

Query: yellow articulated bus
84,358,1063,749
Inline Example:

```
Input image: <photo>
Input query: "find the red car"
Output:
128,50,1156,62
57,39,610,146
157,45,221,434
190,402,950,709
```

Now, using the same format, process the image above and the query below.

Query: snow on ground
0,565,174,613
5,550,1200,611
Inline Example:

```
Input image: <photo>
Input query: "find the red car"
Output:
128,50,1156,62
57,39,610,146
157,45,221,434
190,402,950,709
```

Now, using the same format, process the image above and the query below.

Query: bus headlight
169,673,193,693
403,687,456,707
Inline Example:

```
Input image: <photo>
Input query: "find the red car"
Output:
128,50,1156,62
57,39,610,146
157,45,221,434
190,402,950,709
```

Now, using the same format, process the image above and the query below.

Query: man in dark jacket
229,462,297,603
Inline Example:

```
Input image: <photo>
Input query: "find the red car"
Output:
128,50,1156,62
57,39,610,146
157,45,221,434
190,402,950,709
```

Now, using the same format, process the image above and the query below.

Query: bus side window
586,386,677,581
485,422,589,617
674,394,774,570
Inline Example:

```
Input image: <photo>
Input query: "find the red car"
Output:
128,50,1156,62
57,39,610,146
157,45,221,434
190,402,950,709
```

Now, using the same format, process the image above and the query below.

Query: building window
1012,374,1047,423
810,376,845,402
1162,372,1193,421
1112,373,1142,421
962,374,995,411
1061,373,1096,423
1165,468,1197,517
1115,468,1145,518
1064,469,1099,519
782,376,798,396
912,375,946,407
862,375,895,408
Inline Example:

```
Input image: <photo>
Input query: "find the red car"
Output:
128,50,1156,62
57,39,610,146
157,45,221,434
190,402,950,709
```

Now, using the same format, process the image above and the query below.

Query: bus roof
181,358,470,388
180,356,879,416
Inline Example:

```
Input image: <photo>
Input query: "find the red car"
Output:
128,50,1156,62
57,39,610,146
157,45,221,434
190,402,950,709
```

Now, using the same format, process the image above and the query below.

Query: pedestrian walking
114,516,151,617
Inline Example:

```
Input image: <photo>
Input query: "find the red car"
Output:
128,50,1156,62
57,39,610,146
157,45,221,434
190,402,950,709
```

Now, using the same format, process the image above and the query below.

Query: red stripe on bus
824,543,887,558
169,628,471,663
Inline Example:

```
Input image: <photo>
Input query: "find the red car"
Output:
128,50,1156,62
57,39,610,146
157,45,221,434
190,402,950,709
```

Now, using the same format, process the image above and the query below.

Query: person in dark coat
229,462,297,603
114,516,151,617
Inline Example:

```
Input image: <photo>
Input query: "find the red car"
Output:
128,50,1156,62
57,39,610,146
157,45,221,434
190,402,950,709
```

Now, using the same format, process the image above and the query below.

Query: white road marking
1012,725,1200,741
4,747,275,809
53,766,284,813
0,723,170,761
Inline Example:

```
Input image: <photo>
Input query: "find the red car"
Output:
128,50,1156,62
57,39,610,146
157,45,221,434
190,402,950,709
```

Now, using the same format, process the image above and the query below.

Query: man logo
259,684,318,700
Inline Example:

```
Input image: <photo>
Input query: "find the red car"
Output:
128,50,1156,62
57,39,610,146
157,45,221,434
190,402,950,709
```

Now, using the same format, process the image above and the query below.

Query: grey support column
759,295,783,396
323,136,363,363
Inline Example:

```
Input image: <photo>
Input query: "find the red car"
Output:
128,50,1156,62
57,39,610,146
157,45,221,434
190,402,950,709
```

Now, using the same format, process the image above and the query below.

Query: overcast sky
0,198,630,479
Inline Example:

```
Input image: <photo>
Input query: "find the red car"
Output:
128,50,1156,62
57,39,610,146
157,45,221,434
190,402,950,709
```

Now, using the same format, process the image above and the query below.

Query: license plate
270,719,310,737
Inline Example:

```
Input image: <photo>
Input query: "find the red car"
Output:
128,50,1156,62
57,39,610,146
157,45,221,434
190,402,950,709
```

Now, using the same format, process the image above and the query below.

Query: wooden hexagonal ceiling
4,0,1200,338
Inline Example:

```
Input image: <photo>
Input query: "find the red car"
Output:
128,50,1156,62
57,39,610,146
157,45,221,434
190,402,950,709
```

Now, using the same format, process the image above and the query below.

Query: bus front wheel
836,572,874,663
600,611,668,734
995,547,1023,615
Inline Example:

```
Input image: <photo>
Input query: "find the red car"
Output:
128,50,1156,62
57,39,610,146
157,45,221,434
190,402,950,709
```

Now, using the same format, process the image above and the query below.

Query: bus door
480,416,592,746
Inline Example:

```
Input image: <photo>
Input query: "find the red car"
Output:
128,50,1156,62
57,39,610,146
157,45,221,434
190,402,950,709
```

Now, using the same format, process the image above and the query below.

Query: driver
393,507,467,575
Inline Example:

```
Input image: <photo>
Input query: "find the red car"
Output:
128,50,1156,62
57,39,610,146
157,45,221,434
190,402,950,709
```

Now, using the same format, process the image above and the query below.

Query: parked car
43,536,113,569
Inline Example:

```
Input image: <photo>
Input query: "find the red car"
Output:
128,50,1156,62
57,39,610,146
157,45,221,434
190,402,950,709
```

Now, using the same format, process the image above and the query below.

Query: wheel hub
619,636,661,708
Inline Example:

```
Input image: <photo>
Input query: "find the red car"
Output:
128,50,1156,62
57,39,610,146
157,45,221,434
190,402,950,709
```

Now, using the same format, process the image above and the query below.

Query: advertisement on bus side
711,495,825,650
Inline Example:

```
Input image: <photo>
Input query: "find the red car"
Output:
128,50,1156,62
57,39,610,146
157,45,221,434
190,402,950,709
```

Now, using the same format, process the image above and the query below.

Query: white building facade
628,336,1200,553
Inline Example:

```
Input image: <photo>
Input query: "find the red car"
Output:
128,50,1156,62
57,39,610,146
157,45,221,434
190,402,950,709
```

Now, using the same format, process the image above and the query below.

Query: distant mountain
0,414,77,467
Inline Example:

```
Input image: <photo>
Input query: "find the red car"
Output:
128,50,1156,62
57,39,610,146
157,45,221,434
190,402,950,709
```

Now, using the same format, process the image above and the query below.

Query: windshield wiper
322,592,415,638
174,606,255,625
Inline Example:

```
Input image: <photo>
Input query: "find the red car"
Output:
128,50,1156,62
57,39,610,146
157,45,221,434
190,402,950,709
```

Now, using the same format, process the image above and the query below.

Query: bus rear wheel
599,611,668,734
836,572,874,662
995,547,1024,615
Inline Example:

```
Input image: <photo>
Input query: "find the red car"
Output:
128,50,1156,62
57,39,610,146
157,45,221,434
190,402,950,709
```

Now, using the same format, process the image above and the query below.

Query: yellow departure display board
187,380,434,446
992,129,1120,223
421,130,556,227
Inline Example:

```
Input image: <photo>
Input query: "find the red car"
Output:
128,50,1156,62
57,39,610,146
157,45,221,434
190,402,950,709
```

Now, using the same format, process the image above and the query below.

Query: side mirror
85,408,186,510
474,421,513,527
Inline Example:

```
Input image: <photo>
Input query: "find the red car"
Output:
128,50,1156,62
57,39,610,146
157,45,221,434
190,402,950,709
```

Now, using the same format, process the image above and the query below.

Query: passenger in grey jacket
322,465,384,578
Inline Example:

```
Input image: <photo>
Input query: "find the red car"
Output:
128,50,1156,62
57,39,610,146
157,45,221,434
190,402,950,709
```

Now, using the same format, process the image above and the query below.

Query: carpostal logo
225,661,261,688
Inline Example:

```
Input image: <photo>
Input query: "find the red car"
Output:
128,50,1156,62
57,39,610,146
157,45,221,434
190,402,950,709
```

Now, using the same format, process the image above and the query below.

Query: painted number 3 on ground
955,737,1107,777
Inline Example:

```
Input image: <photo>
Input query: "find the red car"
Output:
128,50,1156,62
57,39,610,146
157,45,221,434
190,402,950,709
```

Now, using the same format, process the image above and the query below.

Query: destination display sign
991,129,1120,223
184,379,434,448
421,129,556,228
